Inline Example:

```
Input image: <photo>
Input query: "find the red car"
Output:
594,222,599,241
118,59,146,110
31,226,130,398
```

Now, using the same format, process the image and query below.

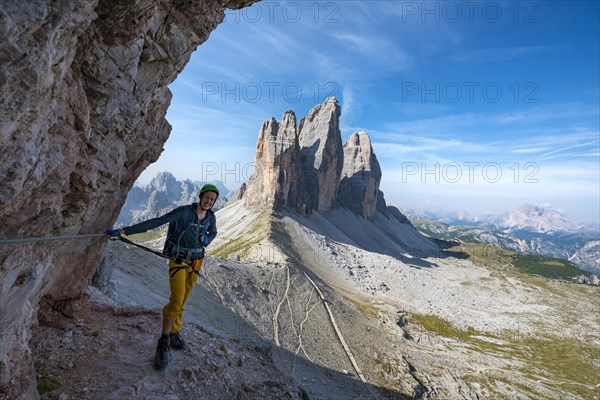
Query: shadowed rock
338,131,382,218
297,97,344,212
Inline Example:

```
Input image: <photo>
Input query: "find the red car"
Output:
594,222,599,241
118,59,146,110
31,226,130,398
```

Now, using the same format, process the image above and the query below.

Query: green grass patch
407,312,479,342
212,235,256,259
446,243,588,282
220,342,229,358
515,337,599,391
406,311,599,399
263,380,286,390
471,334,600,399
343,296,380,319
424,230,591,282
510,253,583,279
37,376,61,395
448,243,513,268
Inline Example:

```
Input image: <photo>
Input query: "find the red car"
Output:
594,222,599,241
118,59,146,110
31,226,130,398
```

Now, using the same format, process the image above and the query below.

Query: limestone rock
244,97,345,214
570,240,600,275
376,190,388,217
573,273,600,286
244,111,303,209
338,132,382,218
0,0,258,397
297,97,344,212
244,99,392,218
227,182,247,205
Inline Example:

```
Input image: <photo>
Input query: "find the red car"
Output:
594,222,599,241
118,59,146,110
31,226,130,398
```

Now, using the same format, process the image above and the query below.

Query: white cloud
536,140,599,160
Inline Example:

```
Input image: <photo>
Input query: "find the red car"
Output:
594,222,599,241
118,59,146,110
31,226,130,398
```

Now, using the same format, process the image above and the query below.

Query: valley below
34,200,600,399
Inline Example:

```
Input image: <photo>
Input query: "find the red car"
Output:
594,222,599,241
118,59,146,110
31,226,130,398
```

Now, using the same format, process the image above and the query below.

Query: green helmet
199,184,219,199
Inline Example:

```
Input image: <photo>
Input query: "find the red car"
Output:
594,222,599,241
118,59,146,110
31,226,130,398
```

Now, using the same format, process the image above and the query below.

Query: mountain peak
243,99,385,217
502,204,585,233
149,171,179,192
515,204,546,216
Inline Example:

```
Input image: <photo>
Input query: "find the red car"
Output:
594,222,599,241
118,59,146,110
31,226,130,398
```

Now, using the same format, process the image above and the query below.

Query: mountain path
272,264,291,347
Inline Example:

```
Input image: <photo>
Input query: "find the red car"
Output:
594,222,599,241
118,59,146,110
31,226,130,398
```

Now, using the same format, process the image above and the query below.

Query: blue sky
138,0,600,224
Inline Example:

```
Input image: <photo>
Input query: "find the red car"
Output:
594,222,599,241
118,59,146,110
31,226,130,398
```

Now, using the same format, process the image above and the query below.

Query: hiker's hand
201,235,209,246
105,229,121,238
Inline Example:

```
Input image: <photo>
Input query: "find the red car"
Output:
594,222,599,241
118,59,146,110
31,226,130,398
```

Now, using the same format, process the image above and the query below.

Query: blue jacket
123,203,217,257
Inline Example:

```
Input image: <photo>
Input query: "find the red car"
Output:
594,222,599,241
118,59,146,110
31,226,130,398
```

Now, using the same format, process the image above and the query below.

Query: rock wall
0,0,256,398
297,97,344,212
243,112,304,209
338,131,383,218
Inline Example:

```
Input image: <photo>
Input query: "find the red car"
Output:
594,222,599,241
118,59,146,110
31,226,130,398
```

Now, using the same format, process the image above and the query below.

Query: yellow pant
163,258,202,333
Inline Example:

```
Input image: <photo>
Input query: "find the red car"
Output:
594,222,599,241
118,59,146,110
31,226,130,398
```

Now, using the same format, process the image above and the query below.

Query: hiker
105,184,219,370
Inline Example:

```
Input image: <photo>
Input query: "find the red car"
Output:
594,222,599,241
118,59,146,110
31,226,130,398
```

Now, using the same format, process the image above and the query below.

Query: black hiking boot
153,335,170,370
169,331,187,350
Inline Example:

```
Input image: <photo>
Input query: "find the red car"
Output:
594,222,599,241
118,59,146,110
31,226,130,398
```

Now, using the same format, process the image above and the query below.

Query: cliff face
244,98,386,218
297,97,344,212
338,131,383,218
243,113,304,209
0,1,256,398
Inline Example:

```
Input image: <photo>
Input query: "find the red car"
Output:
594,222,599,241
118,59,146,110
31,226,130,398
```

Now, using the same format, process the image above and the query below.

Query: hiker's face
201,192,217,209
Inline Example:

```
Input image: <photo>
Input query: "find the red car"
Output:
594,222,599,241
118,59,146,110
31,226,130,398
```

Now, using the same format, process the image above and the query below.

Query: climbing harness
168,259,201,278
115,204,211,274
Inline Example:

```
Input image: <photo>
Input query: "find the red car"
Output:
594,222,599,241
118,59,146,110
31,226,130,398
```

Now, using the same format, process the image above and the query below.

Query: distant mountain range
402,204,599,275
118,172,599,276
116,172,233,227
401,204,599,235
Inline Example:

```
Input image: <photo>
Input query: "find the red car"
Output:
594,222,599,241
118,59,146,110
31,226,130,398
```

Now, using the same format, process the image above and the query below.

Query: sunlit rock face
244,111,304,209
0,0,256,397
245,98,387,218
245,98,345,214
